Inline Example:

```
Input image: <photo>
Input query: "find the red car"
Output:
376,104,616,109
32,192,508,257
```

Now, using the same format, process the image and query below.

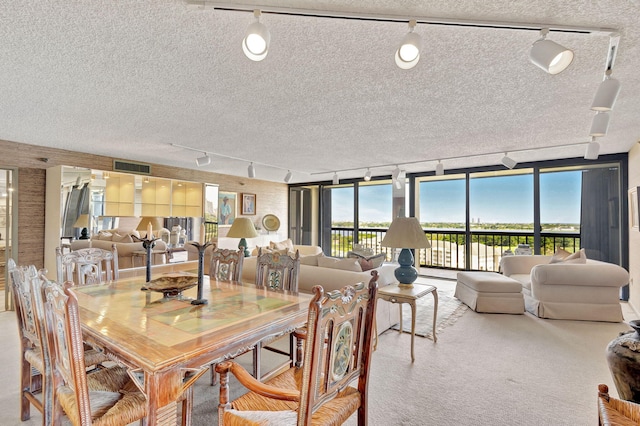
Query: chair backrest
298,270,379,425
43,280,94,425
56,245,119,285
209,244,244,282
8,258,41,351
255,249,300,292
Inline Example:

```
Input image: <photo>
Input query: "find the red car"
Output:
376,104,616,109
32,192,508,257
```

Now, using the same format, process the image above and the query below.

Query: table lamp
73,214,90,239
137,216,165,239
381,217,431,286
226,217,258,257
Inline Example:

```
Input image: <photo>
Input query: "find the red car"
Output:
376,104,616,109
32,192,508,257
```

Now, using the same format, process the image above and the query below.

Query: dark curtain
321,188,332,255
580,168,620,265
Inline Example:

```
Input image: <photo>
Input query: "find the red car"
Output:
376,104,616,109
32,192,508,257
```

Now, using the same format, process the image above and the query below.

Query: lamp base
394,248,418,285
239,238,250,257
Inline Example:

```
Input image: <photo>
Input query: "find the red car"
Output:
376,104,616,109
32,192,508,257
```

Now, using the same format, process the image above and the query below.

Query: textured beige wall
0,139,288,269
628,143,640,314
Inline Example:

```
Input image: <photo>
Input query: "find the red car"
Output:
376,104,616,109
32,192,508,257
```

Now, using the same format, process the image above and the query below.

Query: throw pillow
96,231,112,241
317,256,363,272
348,251,386,268
112,232,134,243
358,258,375,271
561,248,587,264
300,253,324,266
549,247,571,264
270,239,294,252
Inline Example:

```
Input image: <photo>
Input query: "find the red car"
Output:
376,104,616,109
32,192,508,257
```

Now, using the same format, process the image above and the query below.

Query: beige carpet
1,280,636,426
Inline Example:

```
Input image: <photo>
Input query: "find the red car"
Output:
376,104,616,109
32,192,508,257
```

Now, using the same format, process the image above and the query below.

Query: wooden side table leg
432,289,439,343
410,301,416,362
398,302,403,334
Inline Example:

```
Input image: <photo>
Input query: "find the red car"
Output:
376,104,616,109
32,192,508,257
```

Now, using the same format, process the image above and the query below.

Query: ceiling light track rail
309,141,595,176
186,1,618,36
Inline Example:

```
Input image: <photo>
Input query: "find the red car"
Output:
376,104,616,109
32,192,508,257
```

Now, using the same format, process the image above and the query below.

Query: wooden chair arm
216,361,300,402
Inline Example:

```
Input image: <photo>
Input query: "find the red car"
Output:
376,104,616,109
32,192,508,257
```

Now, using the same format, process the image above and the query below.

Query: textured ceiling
1,1,639,183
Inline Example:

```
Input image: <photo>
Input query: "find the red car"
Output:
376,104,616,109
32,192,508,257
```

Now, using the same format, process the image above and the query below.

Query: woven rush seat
598,384,640,425
226,367,360,425
455,271,524,314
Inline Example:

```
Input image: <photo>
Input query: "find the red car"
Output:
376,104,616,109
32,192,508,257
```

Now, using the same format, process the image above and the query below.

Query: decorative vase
606,319,640,403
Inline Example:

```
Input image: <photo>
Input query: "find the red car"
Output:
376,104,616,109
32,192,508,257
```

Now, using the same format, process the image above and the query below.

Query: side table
376,283,438,362
131,249,168,267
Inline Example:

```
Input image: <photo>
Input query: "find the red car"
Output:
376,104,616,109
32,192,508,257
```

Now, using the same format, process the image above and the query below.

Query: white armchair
500,255,629,322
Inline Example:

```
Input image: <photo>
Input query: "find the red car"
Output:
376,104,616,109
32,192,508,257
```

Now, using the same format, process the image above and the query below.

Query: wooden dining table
72,273,311,426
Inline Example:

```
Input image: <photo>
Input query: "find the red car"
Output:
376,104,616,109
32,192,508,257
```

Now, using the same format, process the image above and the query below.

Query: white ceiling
1,1,639,184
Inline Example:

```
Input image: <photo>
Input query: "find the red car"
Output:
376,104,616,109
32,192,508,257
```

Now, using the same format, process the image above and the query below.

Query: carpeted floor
390,277,467,339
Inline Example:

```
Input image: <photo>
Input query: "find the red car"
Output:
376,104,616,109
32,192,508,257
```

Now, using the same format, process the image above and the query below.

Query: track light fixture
435,160,444,176
589,112,610,137
284,170,293,183
364,168,372,181
584,137,600,160
591,71,621,111
529,28,574,75
501,153,517,169
243,10,270,61
332,172,339,185
395,20,421,70
248,162,256,178
195,152,211,167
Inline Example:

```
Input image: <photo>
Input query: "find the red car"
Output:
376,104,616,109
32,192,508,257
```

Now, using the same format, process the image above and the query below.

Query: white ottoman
455,271,525,314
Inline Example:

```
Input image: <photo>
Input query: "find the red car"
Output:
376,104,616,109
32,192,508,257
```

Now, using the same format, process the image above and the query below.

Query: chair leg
210,363,218,386
181,386,193,426
253,344,261,380
295,335,304,368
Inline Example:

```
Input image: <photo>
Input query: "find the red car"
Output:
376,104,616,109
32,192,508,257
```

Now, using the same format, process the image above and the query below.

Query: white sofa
242,245,400,335
500,255,629,322
70,233,169,269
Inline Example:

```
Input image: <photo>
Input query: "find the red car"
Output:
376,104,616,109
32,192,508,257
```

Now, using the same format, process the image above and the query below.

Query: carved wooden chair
216,270,379,425
8,259,48,422
255,248,300,292
209,244,244,282
208,244,245,384
43,279,148,425
56,245,119,285
598,384,640,425
253,249,302,381
8,260,112,424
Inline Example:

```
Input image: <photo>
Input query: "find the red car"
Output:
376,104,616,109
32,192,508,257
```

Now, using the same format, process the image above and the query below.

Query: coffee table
376,283,438,362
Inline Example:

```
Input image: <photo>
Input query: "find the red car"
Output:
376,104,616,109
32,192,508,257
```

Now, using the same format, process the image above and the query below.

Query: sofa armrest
500,255,552,276
531,261,629,288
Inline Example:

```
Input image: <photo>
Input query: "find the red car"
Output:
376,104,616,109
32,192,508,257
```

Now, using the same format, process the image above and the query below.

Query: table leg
398,303,403,335
431,289,439,343
410,301,416,362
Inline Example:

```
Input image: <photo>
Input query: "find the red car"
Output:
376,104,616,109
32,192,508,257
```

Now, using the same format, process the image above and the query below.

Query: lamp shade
529,38,573,75
226,217,258,257
73,214,90,228
381,217,431,249
137,217,165,237
501,154,517,169
590,112,610,137
243,20,270,61
591,77,621,111
584,141,600,160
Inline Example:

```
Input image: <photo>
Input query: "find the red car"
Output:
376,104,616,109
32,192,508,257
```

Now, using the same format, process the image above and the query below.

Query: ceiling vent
113,160,151,175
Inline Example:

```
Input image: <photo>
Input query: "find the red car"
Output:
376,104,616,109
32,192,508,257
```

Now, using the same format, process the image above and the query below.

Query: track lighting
364,168,372,181
248,162,256,178
243,10,270,61
435,160,444,176
501,153,517,169
591,72,621,111
529,28,574,75
332,172,339,185
395,20,421,70
195,152,211,167
584,137,600,160
284,170,292,183
590,112,610,137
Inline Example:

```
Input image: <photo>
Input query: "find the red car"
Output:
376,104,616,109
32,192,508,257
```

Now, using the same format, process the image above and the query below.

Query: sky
331,170,582,224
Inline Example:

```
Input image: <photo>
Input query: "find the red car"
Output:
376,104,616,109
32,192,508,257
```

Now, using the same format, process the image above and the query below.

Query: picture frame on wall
241,193,256,215
218,191,237,226
629,187,640,231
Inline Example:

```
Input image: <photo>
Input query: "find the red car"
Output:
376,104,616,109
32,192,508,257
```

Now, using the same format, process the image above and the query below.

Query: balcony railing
330,226,580,271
